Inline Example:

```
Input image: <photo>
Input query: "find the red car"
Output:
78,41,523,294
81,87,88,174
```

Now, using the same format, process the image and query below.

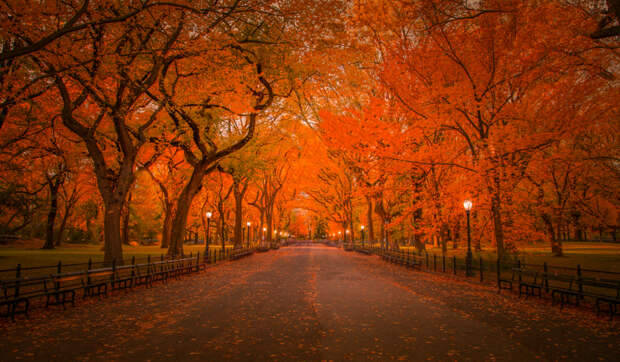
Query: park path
0,245,619,361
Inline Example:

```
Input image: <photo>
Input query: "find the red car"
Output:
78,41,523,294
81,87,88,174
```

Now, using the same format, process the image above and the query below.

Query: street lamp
205,212,212,259
246,221,251,248
463,200,473,276
262,227,267,242
345,229,350,244
338,231,342,241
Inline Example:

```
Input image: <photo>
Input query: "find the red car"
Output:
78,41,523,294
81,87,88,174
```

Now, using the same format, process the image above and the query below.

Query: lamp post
360,225,365,247
205,212,212,258
246,221,251,248
338,231,342,242
346,229,350,245
464,200,473,276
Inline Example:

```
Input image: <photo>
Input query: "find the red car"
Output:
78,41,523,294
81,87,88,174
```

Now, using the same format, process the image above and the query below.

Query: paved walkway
1,246,619,361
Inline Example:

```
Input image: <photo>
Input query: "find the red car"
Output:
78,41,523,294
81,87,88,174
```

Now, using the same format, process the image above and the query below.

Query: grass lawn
400,242,620,273
0,242,232,278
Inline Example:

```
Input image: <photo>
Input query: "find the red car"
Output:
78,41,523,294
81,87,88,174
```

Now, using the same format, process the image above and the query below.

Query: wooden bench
231,249,253,260
111,266,134,291
0,277,45,320
356,248,371,255
406,256,422,269
515,268,543,299
46,273,82,309
150,261,169,284
498,267,516,293
83,269,111,297
548,273,585,309
596,296,620,321
580,277,620,321
132,264,153,288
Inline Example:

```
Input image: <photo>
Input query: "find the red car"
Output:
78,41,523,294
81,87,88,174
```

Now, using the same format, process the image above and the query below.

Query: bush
65,227,91,244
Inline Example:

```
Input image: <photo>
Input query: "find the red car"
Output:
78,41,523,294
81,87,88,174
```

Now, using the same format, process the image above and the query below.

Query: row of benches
0,257,201,321
498,267,620,320
379,250,422,269
346,245,620,322
230,248,256,260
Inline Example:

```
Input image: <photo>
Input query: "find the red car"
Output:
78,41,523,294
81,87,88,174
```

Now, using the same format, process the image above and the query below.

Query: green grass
0,243,233,278
397,242,620,273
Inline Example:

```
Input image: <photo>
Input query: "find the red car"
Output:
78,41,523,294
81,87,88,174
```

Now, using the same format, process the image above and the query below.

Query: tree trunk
380,221,386,248
452,221,459,249
168,164,208,257
414,233,425,251
266,205,274,243
491,180,505,259
121,192,132,245
542,213,563,256
440,223,449,253
55,206,72,247
167,159,223,257
366,196,374,242
233,186,244,248
42,181,60,250
103,202,123,264
161,202,173,249
86,217,95,244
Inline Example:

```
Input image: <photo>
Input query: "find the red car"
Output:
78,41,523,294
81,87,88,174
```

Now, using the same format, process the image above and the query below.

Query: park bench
549,274,582,309
111,265,134,291
83,269,111,297
179,258,195,275
497,267,514,293
46,272,83,309
515,268,543,299
595,295,620,321
0,276,48,320
548,274,613,310
394,251,407,265
165,260,182,280
150,261,169,284
389,251,398,263
231,249,253,260
582,277,620,321
405,254,422,269
497,263,524,294
356,248,371,255
389,251,398,264
132,263,153,288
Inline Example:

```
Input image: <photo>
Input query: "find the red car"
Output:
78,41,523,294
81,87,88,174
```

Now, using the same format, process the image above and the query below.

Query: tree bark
121,192,132,245
167,163,209,257
233,181,246,248
266,205,274,243
542,213,563,256
161,202,173,249
42,179,60,250
55,205,71,247
365,196,374,242
103,202,123,264
491,176,505,259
